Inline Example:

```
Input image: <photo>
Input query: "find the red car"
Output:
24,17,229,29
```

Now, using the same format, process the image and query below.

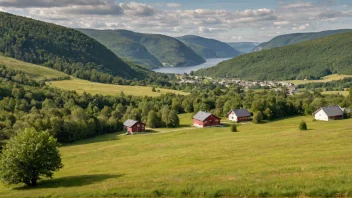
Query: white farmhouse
227,109,251,122
313,106,344,121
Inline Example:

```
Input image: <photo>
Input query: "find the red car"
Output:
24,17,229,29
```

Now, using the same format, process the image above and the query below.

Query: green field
49,79,188,97
286,74,352,85
0,56,68,81
1,116,352,197
322,91,349,96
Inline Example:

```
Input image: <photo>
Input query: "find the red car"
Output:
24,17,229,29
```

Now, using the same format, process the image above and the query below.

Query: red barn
193,111,221,128
123,120,146,134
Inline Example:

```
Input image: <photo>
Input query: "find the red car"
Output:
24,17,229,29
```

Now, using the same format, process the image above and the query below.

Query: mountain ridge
196,32,352,81
176,35,242,59
78,29,206,69
253,29,352,52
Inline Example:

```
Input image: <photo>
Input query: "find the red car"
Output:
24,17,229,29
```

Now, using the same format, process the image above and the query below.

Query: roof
123,119,138,127
193,111,220,121
313,106,343,116
227,109,251,117
340,107,352,113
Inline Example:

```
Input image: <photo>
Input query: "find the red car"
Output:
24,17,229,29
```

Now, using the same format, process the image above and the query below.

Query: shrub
152,87,157,92
231,124,237,132
299,120,308,131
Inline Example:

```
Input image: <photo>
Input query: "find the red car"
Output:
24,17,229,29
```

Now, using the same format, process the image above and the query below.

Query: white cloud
292,23,310,30
166,3,182,8
281,2,313,9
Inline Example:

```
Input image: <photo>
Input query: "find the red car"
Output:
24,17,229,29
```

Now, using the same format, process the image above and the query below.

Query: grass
1,116,352,197
0,56,68,81
48,78,188,97
322,91,349,96
286,74,352,85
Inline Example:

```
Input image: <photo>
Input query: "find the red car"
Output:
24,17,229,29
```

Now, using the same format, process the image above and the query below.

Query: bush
299,120,308,131
231,124,237,132
152,87,157,92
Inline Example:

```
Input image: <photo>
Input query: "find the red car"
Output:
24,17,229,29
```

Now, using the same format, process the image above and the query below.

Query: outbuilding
227,109,251,122
123,120,146,134
193,111,221,128
313,106,344,121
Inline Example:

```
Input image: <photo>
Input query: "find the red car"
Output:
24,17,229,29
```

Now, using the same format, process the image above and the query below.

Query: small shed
227,109,251,122
313,106,344,121
193,111,221,128
123,120,146,133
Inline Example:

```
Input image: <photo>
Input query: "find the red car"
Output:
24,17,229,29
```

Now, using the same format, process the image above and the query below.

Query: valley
0,6,352,198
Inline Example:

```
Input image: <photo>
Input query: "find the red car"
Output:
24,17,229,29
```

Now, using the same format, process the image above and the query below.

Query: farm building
227,109,251,122
123,120,146,133
193,111,221,128
313,106,344,121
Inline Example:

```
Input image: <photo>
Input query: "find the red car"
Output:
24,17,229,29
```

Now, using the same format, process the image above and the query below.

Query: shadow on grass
62,132,124,147
15,174,123,190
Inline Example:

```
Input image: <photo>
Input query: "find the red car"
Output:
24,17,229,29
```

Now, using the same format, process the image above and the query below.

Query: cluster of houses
123,106,349,134
176,74,299,95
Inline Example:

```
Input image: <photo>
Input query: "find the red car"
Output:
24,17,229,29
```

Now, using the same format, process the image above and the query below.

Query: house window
137,124,140,127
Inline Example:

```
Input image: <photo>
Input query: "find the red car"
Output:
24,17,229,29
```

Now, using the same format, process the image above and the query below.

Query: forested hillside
177,35,241,58
78,29,205,69
253,29,352,52
196,32,352,80
0,12,142,80
227,42,260,53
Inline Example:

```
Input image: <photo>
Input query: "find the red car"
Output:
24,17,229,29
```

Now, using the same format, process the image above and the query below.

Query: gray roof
193,111,219,121
229,109,251,117
314,106,343,116
123,119,138,127
340,107,352,113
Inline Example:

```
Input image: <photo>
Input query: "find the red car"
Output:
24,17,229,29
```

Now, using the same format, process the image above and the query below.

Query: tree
168,110,180,128
299,120,307,131
231,124,237,132
0,128,63,186
264,108,273,121
253,111,263,124
349,86,352,106
147,110,159,128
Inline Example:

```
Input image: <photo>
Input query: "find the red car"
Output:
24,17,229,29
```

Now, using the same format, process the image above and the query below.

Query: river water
152,58,230,74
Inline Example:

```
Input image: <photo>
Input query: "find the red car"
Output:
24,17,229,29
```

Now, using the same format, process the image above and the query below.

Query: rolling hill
177,35,241,59
196,32,352,80
78,29,205,69
227,42,260,53
253,29,352,52
0,12,141,79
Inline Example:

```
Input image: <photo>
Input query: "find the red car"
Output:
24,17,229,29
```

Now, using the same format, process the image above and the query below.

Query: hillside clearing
48,78,189,97
286,74,352,85
0,56,68,81
1,116,352,197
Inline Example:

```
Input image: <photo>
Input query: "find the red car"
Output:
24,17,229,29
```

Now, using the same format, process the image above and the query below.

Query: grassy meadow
48,78,188,97
0,56,68,81
1,116,352,197
286,74,352,85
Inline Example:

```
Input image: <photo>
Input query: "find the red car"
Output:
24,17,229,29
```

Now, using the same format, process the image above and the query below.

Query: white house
313,106,344,121
227,109,251,122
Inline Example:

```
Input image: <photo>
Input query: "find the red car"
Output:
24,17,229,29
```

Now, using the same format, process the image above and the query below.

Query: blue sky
0,0,351,42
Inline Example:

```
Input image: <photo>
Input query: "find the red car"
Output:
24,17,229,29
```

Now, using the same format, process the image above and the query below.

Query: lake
152,58,230,74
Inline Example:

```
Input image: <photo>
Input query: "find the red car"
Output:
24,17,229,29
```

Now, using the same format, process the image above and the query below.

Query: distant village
175,74,299,95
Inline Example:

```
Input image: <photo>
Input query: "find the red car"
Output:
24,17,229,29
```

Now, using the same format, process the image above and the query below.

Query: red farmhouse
123,120,146,134
193,111,221,128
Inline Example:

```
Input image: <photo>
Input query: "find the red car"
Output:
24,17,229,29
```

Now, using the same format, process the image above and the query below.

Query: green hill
0,12,141,79
253,29,352,52
0,56,68,81
196,32,352,80
227,42,260,53
78,29,205,69
177,35,241,59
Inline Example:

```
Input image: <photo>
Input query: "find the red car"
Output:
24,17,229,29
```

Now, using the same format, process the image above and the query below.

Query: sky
0,0,351,42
